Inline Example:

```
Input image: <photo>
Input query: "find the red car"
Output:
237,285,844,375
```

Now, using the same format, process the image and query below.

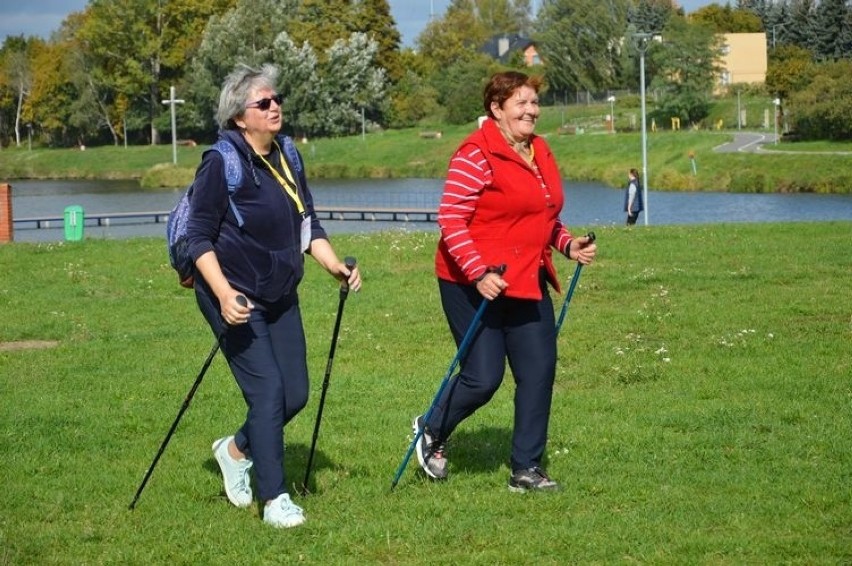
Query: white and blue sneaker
263,493,306,528
212,436,253,508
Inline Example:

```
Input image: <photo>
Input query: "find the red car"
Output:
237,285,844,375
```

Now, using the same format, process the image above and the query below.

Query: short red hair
483,71,543,118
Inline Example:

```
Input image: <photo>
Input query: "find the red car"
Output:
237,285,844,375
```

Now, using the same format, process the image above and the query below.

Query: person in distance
413,71,596,492
624,168,644,226
186,63,361,528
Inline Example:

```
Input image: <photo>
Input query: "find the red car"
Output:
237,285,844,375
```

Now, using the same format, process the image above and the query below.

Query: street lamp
773,97,781,145
607,95,616,133
633,32,655,226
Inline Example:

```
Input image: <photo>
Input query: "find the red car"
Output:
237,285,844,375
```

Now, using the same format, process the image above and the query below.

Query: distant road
714,132,852,155
713,132,778,153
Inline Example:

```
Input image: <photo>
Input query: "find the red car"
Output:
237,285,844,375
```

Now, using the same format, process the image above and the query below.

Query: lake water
7,178,852,243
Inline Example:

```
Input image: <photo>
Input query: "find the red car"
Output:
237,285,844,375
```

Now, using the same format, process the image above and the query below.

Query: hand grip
236,295,248,307
341,256,357,295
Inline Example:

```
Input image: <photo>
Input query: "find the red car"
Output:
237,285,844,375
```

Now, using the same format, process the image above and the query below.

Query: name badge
300,216,310,253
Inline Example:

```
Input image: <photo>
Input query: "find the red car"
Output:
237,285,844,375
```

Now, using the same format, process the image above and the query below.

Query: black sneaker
508,467,560,492
413,416,448,480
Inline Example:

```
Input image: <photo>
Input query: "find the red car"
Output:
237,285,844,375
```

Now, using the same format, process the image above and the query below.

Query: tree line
1,0,849,149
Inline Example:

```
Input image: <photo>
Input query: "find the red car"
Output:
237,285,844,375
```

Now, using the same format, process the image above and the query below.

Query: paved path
714,132,852,155
713,132,778,153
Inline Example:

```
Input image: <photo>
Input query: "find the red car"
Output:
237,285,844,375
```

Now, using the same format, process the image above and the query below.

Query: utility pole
161,86,185,165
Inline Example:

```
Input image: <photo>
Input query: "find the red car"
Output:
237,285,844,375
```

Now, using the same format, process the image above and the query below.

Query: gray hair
216,63,280,130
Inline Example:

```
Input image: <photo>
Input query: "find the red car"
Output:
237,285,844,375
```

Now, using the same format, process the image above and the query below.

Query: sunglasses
246,93,283,111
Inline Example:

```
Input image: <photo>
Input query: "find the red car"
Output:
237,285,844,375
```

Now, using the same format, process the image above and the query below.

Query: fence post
0,183,12,243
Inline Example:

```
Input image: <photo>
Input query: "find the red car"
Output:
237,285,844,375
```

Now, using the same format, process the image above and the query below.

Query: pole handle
341,256,357,297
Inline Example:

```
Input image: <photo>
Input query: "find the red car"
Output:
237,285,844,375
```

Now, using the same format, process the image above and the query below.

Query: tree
649,16,724,125
184,0,293,135
290,0,354,56
387,69,442,128
290,33,387,137
477,0,529,35
788,60,852,140
4,47,33,147
628,0,679,34
76,0,235,145
534,0,629,93
269,33,321,138
351,0,403,81
430,55,495,124
765,44,814,101
416,0,490,72
690,3,763,33
811,0,850,60
786,0,816,52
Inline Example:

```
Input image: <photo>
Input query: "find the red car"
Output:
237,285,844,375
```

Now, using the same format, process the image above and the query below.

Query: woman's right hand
476,272,508,301
221,291,253,325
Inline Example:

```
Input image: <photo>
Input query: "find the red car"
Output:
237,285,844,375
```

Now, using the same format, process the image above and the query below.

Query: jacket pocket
256,246,304,302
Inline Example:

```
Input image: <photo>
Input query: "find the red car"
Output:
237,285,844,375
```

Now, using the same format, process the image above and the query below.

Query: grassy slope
0,223,849,563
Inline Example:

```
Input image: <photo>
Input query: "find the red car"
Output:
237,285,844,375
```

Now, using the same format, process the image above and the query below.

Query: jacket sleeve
551,220,573,257
437,144,491,281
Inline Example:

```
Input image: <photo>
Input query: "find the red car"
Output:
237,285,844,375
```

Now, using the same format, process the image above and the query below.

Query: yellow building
718,33,767,88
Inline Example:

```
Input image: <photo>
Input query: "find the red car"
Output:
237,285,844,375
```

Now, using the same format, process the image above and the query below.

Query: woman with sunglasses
185,63,361,528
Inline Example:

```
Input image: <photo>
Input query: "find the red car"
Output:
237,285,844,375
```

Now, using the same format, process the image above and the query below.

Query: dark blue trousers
195,285,309,502
427,273,557,472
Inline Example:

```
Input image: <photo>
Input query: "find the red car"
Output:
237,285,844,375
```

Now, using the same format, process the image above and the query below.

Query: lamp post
607,95,616,133
161,85,185,165
633,32,653,226
773,97,780,144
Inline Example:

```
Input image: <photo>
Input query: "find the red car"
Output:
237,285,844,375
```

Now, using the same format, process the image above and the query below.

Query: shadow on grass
200,426,524,494
202,441,335,496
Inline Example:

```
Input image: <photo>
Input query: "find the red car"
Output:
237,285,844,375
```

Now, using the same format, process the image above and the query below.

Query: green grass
2,104,852,193
1,223,850,563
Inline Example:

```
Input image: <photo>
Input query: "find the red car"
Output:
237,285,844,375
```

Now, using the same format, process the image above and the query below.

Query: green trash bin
64,205,85,241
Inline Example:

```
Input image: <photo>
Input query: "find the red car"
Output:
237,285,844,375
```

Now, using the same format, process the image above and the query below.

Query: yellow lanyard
255,141,305,215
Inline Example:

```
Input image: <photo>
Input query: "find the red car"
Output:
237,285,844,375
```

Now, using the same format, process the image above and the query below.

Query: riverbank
2,109,851,193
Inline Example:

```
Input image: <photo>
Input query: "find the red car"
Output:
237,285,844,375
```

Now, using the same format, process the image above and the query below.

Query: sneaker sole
212,438,253,508
264,515,306,528
507,482,561,493
412,417,444,481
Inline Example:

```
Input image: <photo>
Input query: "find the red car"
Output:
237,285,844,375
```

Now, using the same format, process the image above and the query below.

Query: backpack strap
211,139,246,227
276,134,306,190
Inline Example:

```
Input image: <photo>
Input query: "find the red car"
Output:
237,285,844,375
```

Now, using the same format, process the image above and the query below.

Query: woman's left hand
335,261,361,292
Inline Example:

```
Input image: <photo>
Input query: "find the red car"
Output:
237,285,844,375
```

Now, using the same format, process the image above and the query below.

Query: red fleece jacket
435,119,573,300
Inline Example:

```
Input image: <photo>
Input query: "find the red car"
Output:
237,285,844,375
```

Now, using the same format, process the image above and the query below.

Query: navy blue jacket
186,129,327,304
624,178,644,214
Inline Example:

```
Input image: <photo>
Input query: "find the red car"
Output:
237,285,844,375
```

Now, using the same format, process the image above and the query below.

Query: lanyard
255,141,305,215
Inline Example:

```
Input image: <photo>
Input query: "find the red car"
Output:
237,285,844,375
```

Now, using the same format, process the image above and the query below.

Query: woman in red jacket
413,71,596,491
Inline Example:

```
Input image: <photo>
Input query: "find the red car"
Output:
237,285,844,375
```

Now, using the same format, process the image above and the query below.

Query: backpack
166,135,303,288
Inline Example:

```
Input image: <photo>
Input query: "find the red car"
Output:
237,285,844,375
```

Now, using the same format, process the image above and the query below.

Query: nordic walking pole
555,232,595,335
129,295,247,510
302,257,357,495
391,265,506,491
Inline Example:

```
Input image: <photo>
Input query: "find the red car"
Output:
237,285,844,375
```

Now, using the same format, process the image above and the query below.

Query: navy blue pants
195,285,309,502
426,273,557,472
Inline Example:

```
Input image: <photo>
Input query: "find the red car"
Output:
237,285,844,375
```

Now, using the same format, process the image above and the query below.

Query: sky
0,0,715,47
